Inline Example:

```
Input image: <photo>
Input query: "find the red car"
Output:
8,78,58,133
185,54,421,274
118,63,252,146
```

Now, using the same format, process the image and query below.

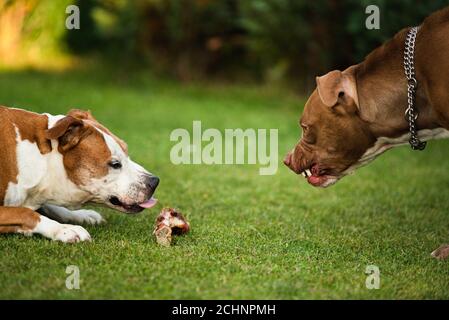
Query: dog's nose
146,176,160,190
283,152,292,167
284,151,301,174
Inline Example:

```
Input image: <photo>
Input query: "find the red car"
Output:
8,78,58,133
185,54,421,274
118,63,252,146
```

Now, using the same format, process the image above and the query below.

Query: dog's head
284,69,379,187
45,109,159,213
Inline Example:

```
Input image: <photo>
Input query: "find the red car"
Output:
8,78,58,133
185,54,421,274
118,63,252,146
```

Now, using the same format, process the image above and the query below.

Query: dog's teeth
301,172,306,177
305,169,312,176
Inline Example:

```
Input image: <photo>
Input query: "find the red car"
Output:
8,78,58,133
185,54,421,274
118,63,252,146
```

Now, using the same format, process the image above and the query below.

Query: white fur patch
343,128,449,175
32,215,91,242
84,128,151,205
30,139,91,209
4,126,47,207
4,115,91,210
44,113,65,128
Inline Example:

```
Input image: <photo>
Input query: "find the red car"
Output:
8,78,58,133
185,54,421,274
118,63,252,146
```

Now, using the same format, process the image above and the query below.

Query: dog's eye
108,160,122,169
301,125,307,136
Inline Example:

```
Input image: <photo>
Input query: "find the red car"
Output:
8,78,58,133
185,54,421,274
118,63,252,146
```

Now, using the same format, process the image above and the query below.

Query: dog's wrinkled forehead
100,127,128,161
88,121,128,158
68,109,128,155
302,91,323,122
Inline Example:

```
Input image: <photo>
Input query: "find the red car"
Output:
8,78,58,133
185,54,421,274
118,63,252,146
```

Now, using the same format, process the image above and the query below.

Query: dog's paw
54,224,92,243
71,209,105,225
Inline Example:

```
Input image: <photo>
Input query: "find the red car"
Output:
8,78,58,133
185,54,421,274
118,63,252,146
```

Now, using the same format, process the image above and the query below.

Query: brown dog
284,7,449,257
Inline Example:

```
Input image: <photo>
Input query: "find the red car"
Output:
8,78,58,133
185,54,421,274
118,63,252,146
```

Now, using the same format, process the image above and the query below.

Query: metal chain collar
404,26,426,150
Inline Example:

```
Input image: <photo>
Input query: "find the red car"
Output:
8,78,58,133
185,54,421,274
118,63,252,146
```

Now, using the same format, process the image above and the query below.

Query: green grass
0,69,449,299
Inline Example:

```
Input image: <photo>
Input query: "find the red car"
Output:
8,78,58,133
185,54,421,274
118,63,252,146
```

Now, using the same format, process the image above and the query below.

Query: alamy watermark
65,265,80,290
66,5,80,30
170,121,278,175
365,265,380,289
365,5,380,30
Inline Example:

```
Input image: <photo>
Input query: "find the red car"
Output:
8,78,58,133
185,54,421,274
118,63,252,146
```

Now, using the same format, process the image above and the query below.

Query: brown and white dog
0,106,159,243
284,7,449,188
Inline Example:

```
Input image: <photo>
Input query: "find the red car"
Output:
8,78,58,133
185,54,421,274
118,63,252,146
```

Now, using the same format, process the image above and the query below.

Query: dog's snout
146,175,160,190
284,151,298,173
283,152,292,167
284,147,304,174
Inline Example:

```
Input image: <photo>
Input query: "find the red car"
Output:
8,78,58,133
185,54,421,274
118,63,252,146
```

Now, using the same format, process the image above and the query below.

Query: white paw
54,224,92,243
71,209,105,225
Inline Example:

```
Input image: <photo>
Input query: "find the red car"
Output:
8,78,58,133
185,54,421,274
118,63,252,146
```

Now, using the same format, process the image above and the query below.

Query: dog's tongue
307,175,322,186
139,198,158,209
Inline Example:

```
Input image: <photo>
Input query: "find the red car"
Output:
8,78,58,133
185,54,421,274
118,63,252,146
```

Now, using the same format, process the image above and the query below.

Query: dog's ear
45,116,92,152
67,109,96,121
316,69,358,112
68,108,129,155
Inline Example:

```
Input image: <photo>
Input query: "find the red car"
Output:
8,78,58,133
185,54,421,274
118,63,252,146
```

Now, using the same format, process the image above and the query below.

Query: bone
153,207,190,246
431,244,449,260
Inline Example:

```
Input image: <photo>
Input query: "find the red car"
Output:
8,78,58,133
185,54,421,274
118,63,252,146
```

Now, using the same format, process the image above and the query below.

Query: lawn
0,69,449,299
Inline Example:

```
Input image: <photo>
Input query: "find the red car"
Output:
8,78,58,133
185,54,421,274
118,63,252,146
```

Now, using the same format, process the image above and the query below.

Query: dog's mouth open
299,164,339,188
108,196,158,213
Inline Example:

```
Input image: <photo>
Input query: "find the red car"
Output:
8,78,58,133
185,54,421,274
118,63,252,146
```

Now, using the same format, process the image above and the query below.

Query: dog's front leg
39,204,105,225
0,206,91,242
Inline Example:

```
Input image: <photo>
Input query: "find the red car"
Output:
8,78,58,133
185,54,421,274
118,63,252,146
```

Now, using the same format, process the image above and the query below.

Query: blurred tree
65,0,101,53
72,0,447,86
3,0,449,86
65,0,246,80
241,0,449,89
137,0,245,80
0,0,72,68
0,0,28,65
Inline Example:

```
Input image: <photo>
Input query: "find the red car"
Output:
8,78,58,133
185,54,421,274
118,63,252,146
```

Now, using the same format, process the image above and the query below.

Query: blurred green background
1,0,448,88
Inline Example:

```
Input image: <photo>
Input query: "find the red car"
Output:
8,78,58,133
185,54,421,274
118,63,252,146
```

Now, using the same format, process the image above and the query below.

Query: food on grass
153,208,190,246
431,244,449,260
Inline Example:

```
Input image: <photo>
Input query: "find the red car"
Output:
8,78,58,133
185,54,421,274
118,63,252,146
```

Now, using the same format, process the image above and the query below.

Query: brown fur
285,6,449,178
62,125,111,186
68,109,128,154
0,107,50,237
0,106,114,237
0,106,51,204
0,106,120,199
45,111,113,186
0,206,40,233
0,105,145,241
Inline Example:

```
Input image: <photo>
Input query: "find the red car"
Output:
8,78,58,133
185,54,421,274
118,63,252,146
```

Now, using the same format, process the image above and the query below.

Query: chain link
404,26,426,150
